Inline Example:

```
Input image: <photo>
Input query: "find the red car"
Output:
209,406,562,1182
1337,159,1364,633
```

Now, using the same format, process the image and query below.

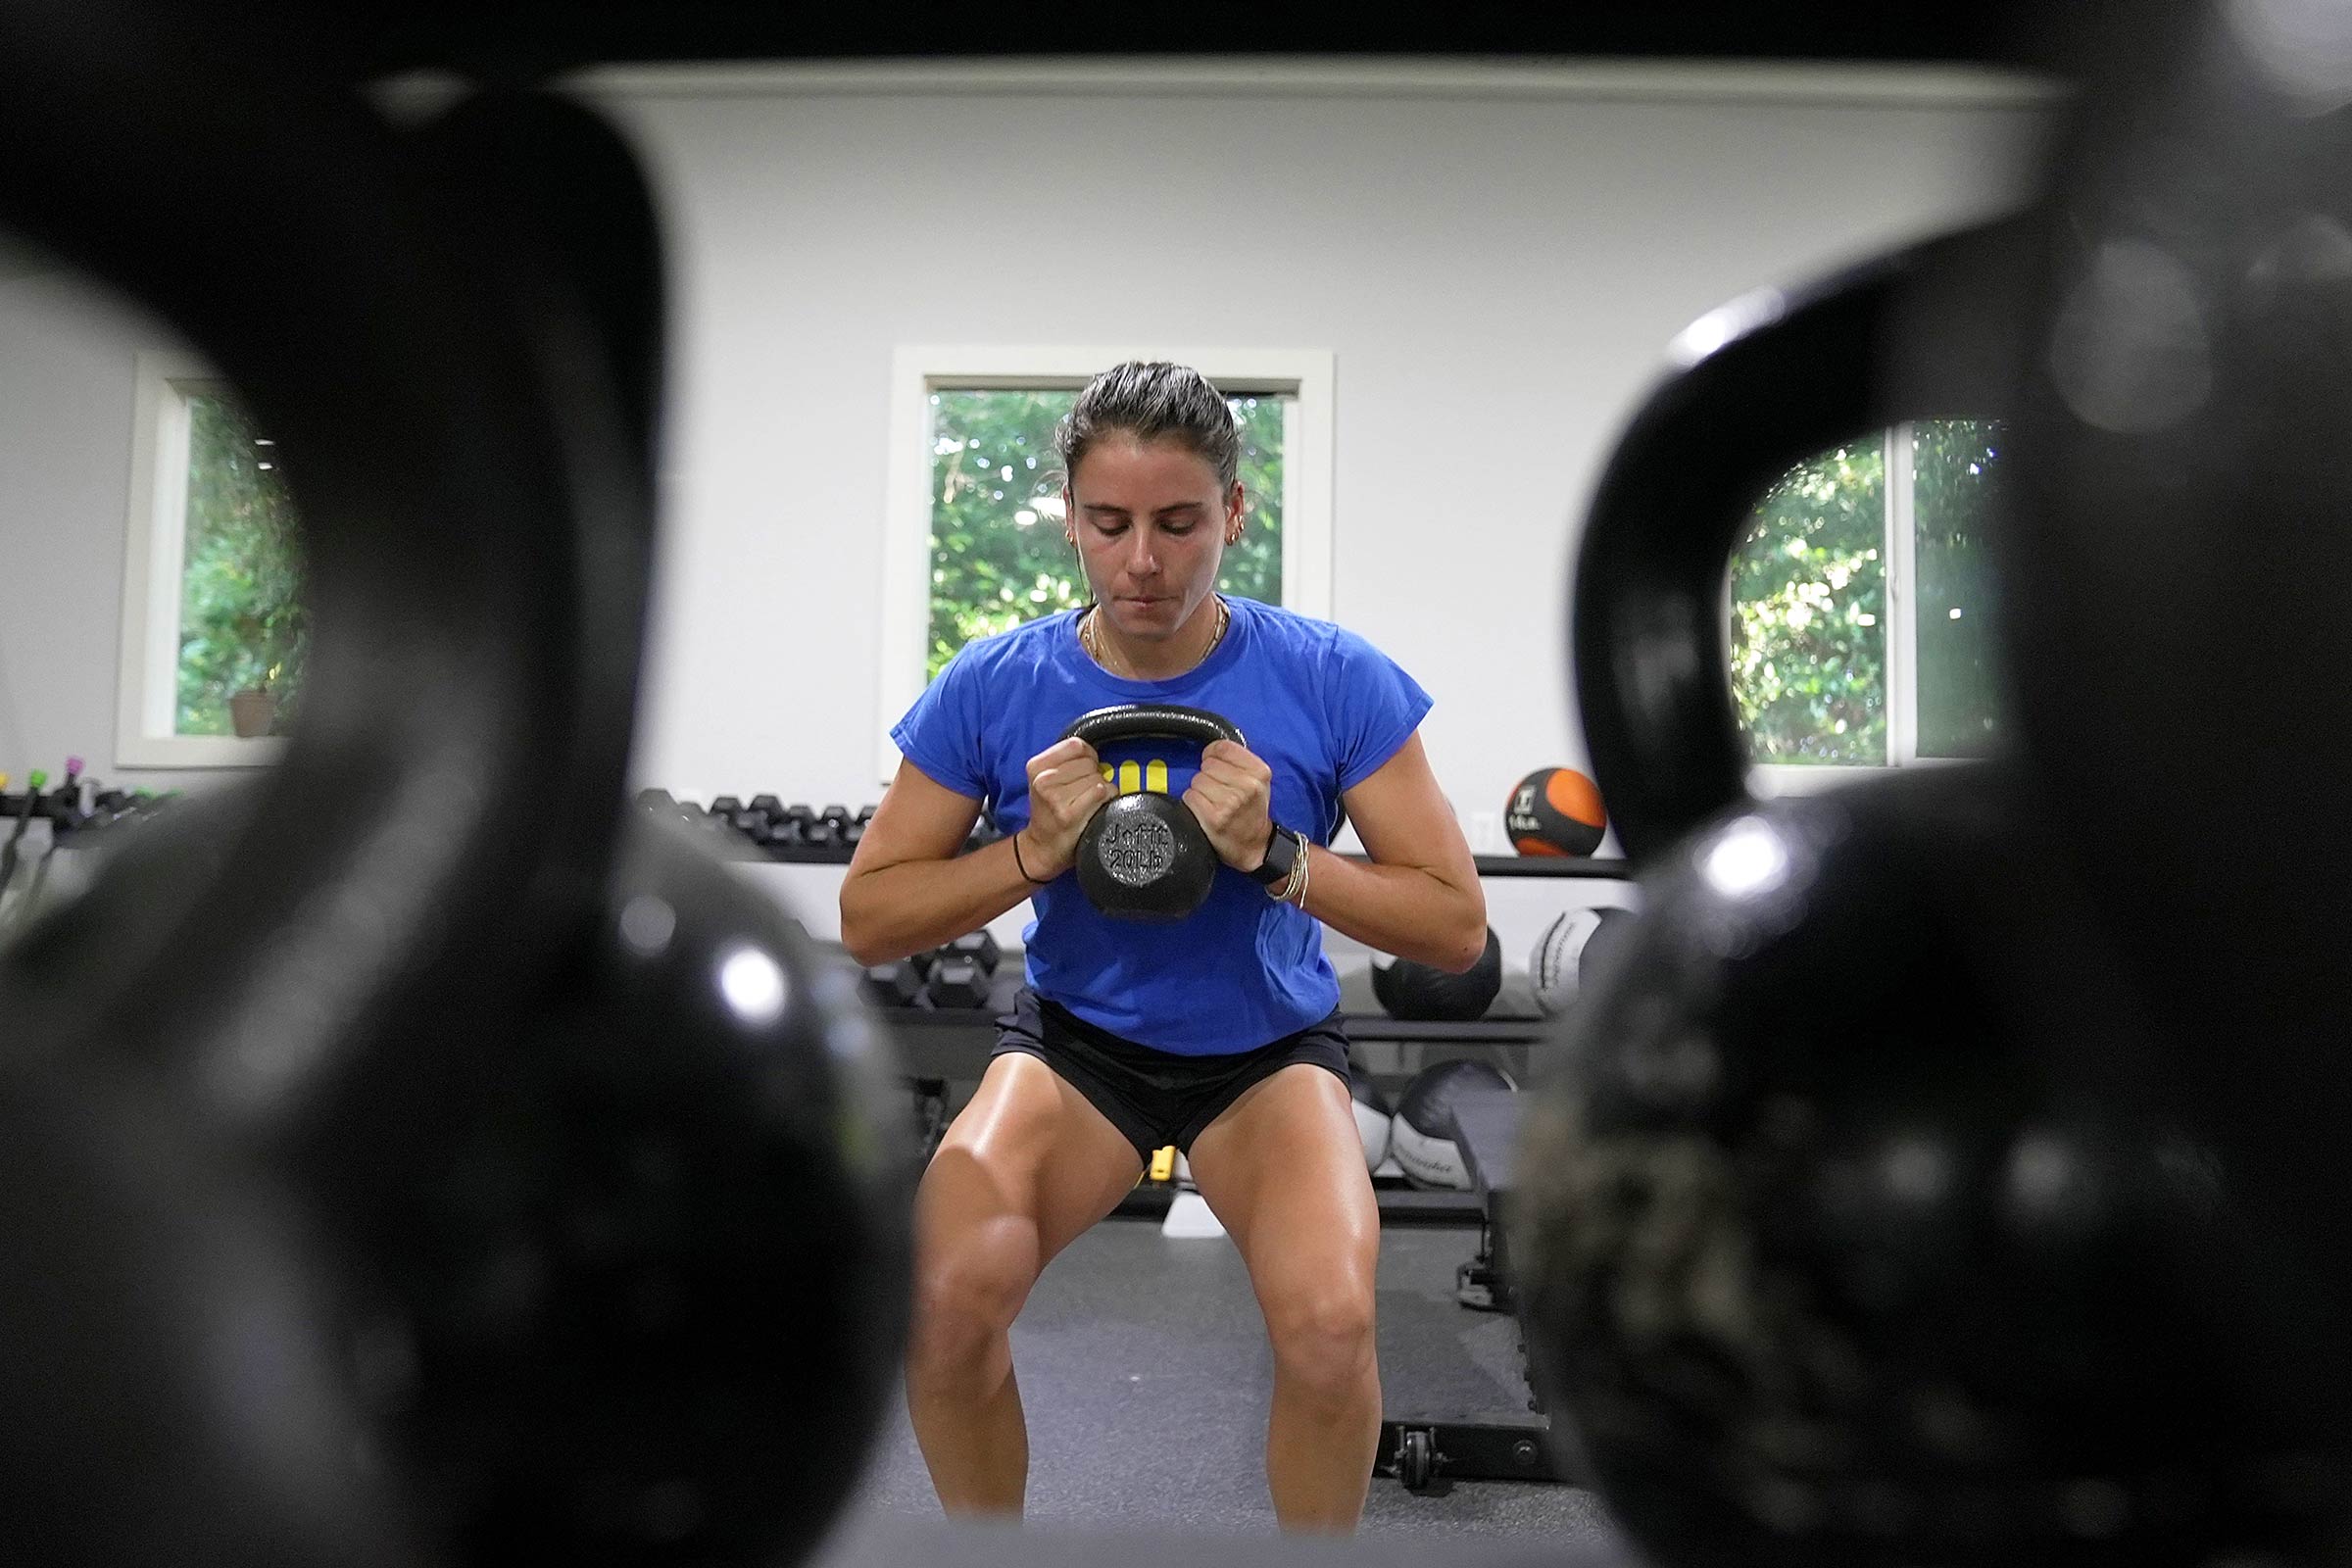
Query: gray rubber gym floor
813,1214,1626,1554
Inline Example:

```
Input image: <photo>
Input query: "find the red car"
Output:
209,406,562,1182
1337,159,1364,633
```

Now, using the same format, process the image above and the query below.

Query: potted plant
225,610,307,739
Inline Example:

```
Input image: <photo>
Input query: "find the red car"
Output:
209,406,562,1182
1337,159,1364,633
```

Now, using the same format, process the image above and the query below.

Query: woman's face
1064,433,1246,642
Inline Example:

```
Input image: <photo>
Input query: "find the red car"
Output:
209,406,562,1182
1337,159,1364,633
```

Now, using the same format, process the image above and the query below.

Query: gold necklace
1084,595,1228,677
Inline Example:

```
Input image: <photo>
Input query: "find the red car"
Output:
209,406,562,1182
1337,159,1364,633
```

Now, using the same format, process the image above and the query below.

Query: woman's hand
1019,736,1116,879
1184,739,1278,872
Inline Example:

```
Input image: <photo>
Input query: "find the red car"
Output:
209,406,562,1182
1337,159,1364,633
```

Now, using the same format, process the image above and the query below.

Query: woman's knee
910,1209,1042,1367
1262,1272,1378,1398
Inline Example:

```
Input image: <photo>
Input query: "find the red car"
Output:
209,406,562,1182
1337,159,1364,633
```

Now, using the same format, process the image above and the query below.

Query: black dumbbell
860,960,927,1008
863,945,941,1005
925,932,1002,1009
778,804,820,849
681,801,734,840
945,929,1000,973
762,814,803,849
803,805,851,853
710,795,743,819
925,960,989,1010
634,787,675,813
750,793,784,824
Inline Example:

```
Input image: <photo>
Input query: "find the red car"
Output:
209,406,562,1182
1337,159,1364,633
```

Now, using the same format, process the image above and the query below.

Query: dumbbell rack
639,796,1642,872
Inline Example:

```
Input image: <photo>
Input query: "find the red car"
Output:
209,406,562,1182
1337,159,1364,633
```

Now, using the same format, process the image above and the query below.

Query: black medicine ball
1371,928,1502,1022
1392,1058,1518,1190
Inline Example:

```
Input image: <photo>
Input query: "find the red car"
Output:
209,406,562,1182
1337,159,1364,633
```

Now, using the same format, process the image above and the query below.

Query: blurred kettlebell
0,39,914,1568
1511,24,2351,1561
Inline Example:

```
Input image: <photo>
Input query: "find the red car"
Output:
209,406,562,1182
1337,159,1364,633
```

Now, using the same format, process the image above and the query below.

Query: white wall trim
113,352,287,769
876,344,1335,783
543,56,2064,110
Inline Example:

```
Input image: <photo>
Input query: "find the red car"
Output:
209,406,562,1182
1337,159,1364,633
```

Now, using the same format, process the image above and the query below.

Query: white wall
609,68,2048,832
0,63,2052,954
0,270,223,797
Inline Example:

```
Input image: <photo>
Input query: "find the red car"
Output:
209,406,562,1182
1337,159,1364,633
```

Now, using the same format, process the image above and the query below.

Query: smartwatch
1249,823,1304,889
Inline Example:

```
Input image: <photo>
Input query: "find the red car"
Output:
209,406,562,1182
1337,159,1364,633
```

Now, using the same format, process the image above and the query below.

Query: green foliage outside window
1731,439,1888,763
176,394,307,736
1729,420,2005,765
926,390,1286,681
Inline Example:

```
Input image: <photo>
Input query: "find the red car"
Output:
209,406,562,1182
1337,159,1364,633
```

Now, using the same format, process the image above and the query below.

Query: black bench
1371,1088,1586,1493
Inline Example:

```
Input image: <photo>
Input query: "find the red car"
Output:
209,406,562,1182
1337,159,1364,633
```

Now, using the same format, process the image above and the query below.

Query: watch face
1253,829,1298,885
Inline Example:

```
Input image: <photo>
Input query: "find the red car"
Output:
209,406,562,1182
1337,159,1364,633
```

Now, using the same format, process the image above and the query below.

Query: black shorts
992,988,1351,1162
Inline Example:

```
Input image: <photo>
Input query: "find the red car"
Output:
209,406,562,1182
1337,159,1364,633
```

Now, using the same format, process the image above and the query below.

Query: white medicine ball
1531,906,1636,1017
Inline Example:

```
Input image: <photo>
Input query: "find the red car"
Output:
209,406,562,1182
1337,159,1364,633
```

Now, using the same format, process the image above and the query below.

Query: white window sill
117,734,287,769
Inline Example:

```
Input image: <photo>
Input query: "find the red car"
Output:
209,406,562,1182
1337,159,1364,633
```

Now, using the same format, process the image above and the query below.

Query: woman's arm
837,762,1029,966
838,740,1115,966
1306,733,1488,972
1188,729,1487,973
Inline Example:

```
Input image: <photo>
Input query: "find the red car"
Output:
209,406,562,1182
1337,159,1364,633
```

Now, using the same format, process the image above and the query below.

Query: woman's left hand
1185,739,1279,873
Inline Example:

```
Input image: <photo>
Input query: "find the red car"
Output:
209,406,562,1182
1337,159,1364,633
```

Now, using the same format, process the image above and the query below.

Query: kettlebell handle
1062,704,1246,754
1571,214,2030,865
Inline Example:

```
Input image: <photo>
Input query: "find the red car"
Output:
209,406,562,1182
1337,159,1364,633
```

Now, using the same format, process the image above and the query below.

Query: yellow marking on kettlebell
1101,760,1173,794
1150,1146,1177,1183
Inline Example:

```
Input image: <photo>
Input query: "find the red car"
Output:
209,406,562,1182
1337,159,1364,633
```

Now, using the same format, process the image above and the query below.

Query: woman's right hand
1019,736,1115,879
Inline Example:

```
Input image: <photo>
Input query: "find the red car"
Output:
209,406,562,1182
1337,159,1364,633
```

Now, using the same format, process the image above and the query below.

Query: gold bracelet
1291,842,1312,912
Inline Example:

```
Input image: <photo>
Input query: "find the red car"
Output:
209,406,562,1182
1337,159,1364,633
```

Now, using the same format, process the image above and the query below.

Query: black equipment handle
1061,704,1246,754
1570,214,2030,864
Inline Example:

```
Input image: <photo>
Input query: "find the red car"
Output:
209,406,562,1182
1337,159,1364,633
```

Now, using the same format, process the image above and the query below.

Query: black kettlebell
1060,704,1243,922
1511,33,2348,1563
0,36,914,1568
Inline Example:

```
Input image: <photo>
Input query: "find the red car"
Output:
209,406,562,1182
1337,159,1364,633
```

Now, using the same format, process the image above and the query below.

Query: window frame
115,352,289,768
875,345,1336,784
1742,421,1975,797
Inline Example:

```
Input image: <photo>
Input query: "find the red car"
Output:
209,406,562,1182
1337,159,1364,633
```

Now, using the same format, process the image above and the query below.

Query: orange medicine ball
1506,766,1607,857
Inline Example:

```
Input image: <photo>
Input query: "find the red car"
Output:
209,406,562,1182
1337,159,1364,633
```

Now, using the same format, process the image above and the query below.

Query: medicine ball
1507,766,1607,857
1531,906,1637,1017
1348,1057,1395,1171
1392,1058,1517,1190
1371,928,1502,1022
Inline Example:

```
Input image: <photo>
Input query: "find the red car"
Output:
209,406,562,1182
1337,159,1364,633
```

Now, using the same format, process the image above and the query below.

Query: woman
840,361,1486,1533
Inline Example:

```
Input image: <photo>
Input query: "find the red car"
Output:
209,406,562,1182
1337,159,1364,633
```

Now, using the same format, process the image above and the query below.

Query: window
1729,419,2003,785
117,354,309,766
877,347,1333,781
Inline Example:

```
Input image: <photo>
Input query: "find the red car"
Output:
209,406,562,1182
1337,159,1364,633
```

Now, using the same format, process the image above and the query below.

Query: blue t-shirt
889,595,1433,1055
